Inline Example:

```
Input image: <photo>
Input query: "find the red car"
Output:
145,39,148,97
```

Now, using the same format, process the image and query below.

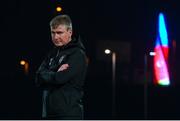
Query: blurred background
0,0,180,119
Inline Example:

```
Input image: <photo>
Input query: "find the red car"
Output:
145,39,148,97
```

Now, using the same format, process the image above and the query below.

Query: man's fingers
58,64,69,72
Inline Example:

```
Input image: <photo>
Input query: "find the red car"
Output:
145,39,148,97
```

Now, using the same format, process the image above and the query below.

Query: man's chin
54,43,63,47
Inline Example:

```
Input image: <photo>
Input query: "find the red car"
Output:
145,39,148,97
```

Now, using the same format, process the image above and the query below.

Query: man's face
51,25,72,47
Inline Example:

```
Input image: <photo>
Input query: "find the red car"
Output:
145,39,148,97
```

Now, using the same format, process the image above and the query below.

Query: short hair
50,14,73,30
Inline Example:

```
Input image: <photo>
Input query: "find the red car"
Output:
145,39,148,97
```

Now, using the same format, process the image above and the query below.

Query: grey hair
50,14,73,30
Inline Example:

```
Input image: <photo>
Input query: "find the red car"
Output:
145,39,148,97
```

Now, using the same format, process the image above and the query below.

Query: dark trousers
42,104,84,120
42,115,83,120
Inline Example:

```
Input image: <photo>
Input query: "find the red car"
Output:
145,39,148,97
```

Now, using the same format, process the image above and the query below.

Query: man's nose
54,33,59,39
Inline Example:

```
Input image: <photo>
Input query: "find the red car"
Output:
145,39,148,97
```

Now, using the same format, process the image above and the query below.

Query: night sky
0,0,180,119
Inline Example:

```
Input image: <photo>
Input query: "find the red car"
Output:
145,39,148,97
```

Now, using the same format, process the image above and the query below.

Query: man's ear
69,30,73,36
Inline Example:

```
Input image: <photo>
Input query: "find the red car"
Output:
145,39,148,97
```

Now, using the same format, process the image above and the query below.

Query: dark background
0,0,180,119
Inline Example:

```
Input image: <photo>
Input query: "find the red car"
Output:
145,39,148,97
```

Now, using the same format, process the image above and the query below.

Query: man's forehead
51,24,67,30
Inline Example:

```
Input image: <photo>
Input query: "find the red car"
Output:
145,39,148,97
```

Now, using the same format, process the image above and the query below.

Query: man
35,14,87,119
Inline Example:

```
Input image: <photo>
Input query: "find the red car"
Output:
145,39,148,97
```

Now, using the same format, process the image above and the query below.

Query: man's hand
58,64,69,72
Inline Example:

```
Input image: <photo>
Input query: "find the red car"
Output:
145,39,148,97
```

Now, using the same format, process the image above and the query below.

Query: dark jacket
35,37,87,119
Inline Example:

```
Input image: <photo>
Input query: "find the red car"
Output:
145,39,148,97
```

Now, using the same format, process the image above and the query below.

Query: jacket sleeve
38,50,87,85
35,56,50,87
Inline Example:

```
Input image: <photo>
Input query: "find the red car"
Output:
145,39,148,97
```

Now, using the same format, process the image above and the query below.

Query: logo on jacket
58,55,66,65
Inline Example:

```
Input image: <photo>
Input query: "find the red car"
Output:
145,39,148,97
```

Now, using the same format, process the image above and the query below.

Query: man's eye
51,31,63,35
57,32,63,34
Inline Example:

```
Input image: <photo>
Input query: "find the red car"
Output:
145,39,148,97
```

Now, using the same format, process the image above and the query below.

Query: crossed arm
36,50,86,86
